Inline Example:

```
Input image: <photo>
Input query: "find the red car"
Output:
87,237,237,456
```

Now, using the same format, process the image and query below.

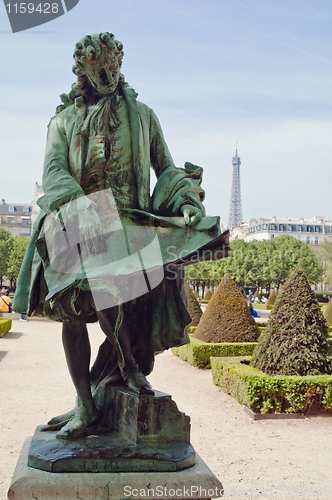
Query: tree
221,239,251,287
6,236,30,287
185,236,323,294
312,238,332,289
0,228,14,287
269,235,323,289
251,268,332,376
185,261,216,297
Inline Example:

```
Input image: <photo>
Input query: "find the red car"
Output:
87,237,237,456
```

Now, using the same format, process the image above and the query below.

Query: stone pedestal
8,438,224,500
9,388,223,498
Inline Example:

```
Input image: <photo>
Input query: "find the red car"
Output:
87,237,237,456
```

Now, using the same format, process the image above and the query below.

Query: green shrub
194,274,260,343
252,268,332,376
266,290,278,305
184,282,202,327
203,289,212,301
172,334,257,368
0,318,12,338
211,356,332,414
324,299,332,326
266,304,273,310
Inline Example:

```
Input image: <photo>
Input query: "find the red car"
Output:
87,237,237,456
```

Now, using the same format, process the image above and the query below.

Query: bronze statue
14,32,228,441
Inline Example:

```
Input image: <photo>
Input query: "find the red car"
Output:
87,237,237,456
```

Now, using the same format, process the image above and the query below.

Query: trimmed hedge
192,324,265,336
252,269,332,376
0,318,12,338
171,334,257,368
211,356,332,414
184,282,202,327
194,274,260,343
267,290,278,306
203,289,213,301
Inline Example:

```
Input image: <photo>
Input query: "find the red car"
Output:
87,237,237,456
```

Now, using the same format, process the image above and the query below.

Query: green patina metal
13,32,229,455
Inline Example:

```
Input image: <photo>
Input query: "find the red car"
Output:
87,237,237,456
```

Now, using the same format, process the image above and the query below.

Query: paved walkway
1,319,331,499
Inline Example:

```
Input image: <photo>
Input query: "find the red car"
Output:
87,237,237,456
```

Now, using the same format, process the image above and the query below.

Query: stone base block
8,438,224,500
28,426,195,473
28,388,194,473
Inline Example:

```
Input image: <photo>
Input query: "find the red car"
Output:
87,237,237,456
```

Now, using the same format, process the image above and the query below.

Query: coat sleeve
38,111,85,214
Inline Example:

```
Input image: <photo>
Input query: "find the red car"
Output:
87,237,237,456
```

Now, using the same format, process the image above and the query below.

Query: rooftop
0,200,32,216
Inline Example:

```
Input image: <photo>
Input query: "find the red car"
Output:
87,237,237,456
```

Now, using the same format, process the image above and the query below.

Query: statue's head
56,32,126,113
72,32,124,96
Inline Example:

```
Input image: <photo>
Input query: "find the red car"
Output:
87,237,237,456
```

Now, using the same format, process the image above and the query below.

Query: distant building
242,216,332,245
230,216,332,293
0,199,32,236
227,149,243,230
230,221,248,241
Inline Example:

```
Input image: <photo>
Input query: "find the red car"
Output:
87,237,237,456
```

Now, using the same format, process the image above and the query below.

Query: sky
1,0,332,228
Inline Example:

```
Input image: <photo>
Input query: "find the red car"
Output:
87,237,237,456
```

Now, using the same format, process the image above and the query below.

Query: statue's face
83,50,121,96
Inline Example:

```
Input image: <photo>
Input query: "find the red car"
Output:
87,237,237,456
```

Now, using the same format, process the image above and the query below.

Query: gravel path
1,319,331,499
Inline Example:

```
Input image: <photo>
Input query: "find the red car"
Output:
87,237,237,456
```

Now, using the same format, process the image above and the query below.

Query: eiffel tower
227,148,243,230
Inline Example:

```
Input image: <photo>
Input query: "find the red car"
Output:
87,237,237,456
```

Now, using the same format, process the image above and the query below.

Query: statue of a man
14,32,228,441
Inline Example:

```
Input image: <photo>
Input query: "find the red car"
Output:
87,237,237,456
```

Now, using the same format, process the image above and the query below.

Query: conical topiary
251,268,332,376
194,290,199,299
253,290,261,300
267,290,278,305
324,299,332,326
203,289,212,301
193,274,260,343
184,281,203,327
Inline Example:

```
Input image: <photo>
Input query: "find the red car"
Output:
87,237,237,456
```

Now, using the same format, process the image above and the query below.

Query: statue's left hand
181,204,203,227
